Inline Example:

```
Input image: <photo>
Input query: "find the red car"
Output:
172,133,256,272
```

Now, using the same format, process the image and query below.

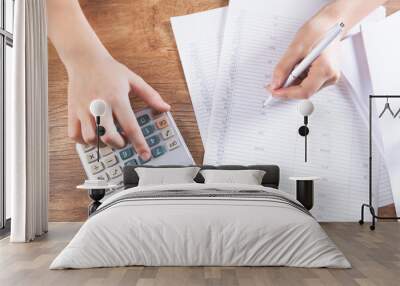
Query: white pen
263,22,344,108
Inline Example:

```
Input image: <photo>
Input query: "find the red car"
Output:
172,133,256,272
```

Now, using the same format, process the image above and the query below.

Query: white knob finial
298,100,314,116
90,99,107,117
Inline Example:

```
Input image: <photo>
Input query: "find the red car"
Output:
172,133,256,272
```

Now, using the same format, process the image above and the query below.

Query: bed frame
86,165,280,215
123,165,280,189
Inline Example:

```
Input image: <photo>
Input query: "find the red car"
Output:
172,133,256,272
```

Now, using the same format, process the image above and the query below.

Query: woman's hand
47,0,170,160
267,0,388,100
67,56,170,160
267,9,342,100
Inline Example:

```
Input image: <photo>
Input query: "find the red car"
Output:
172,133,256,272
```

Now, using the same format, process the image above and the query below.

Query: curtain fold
9,0,49,242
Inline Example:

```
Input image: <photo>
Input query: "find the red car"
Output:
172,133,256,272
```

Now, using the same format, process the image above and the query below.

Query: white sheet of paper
203,0,389,221
339,8,394,207
362,11,400,214
171,8,227,144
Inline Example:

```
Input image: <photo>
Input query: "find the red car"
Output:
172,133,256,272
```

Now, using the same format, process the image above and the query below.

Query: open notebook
171,0,393,221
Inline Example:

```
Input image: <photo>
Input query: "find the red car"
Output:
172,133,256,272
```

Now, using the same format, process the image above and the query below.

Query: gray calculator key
161,127,174,140
86,150,98,163
142,124,155,137
84,145,96,152
103,155,118,167
151,145,166,158
97,174,109,182
119,148,135,160
146,135,161,147
137,114,151,126
100,147,113,157
125,158,138,166
107,166,122,179
90,162,105,175
166,138,180,151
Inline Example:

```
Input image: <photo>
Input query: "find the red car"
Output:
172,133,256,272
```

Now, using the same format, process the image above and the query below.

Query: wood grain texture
48,0,399,221
1,222,400,285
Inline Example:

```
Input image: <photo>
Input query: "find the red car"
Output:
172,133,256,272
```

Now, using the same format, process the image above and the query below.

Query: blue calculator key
125,158,138,166
119,148,134,160
137,114,151,126
142,124,155,137
146,135,161,147
151,145,166,158
139,156,151,164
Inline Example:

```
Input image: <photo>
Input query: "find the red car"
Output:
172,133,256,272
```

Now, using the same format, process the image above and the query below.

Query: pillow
135,167,200,186
200,169,266,185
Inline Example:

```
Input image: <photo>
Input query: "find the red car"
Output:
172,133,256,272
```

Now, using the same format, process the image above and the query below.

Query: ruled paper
171,8,227,144
203,0,390,221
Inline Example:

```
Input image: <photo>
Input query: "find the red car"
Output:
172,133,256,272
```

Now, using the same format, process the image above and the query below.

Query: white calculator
76,108,194,196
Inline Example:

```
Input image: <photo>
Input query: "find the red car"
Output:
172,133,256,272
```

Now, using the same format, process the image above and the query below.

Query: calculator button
100,147,113,157
119,148,135,160
142,124,155,137
125,158,138,166
166,139,180,151
151,110,163,117
103,155,118,167
151,145,166,158
107,166,122,179
90,162,105,175
155,116,169,129
139,156,151,164
137,114,151,126
84,145,95,152
97,174,109,182
86,150,98,163
160,127,174,140
146,135,161,147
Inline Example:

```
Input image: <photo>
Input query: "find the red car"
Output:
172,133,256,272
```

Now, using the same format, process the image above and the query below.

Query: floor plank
0,222,399,286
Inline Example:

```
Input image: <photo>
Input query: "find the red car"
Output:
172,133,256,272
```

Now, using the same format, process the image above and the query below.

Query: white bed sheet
50,183,350,269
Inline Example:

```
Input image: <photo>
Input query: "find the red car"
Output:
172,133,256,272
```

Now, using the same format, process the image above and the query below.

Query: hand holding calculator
76,108,194,196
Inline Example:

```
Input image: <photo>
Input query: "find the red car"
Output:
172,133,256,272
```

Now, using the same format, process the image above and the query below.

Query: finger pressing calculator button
86,150,98,163
139,156,151,164
154,116,169,129
103,155,118,167
107,166,122,179
166,139,180,151
84,145,95,152
90,162,105,175
125,158,138,166
119,148,135,160
151,145,166,158
141,124,155,137
137,114,151,126
100,147,113,157
146,135,161,147
160,127,174,140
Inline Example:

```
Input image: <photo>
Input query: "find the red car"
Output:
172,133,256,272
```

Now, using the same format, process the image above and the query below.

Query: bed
50,165,350,269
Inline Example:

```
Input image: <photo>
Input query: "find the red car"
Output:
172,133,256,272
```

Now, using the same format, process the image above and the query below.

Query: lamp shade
298,100,314,116
90,99,107,117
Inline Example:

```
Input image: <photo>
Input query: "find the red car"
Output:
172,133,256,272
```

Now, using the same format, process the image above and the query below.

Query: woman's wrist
63,45,113,76
321,0,387,33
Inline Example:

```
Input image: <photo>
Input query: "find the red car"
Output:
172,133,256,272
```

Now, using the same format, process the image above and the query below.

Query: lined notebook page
204,0,389,221
171,8,227,143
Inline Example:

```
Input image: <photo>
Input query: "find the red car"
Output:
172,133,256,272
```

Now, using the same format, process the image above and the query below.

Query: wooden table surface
48,0,400,222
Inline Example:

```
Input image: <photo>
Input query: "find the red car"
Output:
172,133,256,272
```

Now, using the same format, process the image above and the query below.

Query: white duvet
50,183,350,269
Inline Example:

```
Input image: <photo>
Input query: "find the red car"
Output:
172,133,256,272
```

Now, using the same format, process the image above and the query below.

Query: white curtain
8,0,49,242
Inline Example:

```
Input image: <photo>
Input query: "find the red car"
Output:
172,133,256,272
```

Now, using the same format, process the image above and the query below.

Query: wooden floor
0,223,399,286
